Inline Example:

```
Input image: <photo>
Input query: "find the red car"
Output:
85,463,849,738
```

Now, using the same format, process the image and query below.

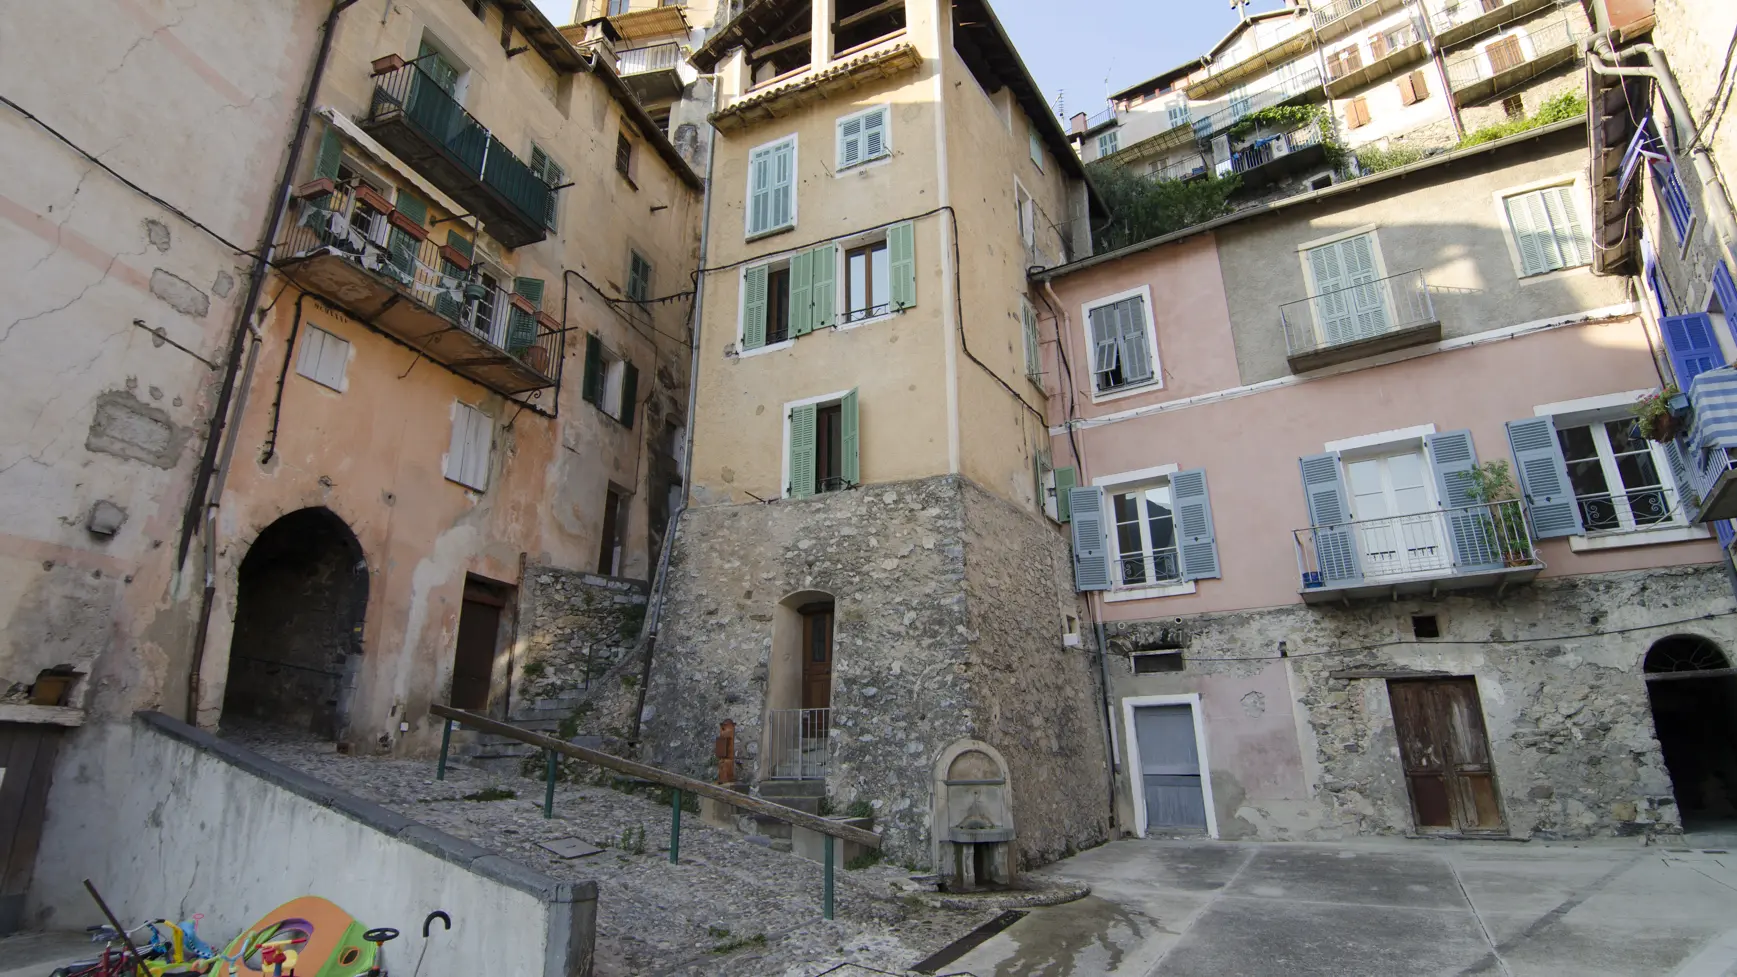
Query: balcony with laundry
1190,66,1325,142
1442,15,1583,104
358,55,556,249
1281,268,1440,372
273,184,562,396
1218,118,1330,188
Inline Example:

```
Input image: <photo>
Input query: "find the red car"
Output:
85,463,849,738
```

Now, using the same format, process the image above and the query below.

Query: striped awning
1689,367,1737,454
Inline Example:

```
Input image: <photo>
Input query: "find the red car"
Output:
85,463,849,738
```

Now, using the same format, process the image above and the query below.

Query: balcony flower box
355,184,395,215
389,210,429,241
520,345,551,375
535,311,561,332
292,178,336,201
371,53,407,76
509,293,538,316
439,244,473,271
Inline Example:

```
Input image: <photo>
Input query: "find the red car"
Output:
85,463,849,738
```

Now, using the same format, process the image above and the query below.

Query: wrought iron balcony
1190,67,1324,141
1427,0,1559,49
1294,499,1543,603
1152,153,1209,182
616,42,687,101
360,61,553,249
1442,16,1583,103
1312,0,1411,42
1281,269,1441,372
1223,120,1329,187
274,188,562,395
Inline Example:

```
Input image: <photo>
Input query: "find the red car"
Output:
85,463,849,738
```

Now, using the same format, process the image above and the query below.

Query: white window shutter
771,139,795,229
1505,417,1582,538
446,403,491,491
862,107,887,160
1545,185,1591,268
445,404,471,485
297,329,326,383
839,115,863,168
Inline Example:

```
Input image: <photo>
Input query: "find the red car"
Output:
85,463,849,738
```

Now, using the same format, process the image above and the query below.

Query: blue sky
529,0,1285,117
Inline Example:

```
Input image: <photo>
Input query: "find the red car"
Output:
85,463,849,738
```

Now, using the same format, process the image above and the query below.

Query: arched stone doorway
223,508,367,739
1644,635,1737,829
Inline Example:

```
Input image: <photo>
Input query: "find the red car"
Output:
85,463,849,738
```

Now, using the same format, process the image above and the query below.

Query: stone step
758,779,827,799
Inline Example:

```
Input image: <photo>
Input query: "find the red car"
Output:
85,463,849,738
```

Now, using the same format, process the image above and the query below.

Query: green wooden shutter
1505,417,1582,538
770,139,795,229
582,333,603,405
1172,468,1221,581
840,389,859,486
742,265,769,350
1299,452,1360,584
887,221,916,310
395,192,429,226
1426,430,1498,569
788,404,817,498
748,145,773,235
808,243,837,332
445,231,475,260
506,277,543,354
513,277,545,309
788,249,814,337
620,362,638,429
1055,467,1076,522
435,258,464,323
1069,485,1110,591
386,226,418,283
314,127,344,181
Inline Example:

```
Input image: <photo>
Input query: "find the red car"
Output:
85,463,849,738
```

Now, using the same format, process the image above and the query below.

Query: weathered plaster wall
1106,565,1737,841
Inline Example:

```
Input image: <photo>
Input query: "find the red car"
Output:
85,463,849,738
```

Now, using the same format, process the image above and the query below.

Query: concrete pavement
0,931,101,977
944,839,1737,977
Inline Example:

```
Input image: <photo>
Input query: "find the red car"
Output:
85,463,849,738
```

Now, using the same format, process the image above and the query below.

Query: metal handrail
617,41,685,75
1313,0,1383,30
1280,268,1435,358
767,707,831,780
1083,106,1117,130
1190,67,1324,140
1326,23,1423,82
1229,120,1323,174
1442,16,1582,90
1152,153,1208,182
1294,499,1539,589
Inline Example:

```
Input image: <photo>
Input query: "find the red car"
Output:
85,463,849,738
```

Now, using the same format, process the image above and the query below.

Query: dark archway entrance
224,508,367,739
1645,635,1737,830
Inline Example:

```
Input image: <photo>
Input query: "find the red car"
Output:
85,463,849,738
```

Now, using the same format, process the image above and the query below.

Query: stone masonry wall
958,479,1113,867
1108,565,1737,841
514,566,648,725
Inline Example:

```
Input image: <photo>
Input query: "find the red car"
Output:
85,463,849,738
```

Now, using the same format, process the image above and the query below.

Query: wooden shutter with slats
1172,469,1221,581
742,265,769,350
1070,485,1110,591
788,404,817,498
840,389,859,486
887,221,916,310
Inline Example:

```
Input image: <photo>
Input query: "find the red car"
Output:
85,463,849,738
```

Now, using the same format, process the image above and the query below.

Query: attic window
749,3,813,86
833,0,905,55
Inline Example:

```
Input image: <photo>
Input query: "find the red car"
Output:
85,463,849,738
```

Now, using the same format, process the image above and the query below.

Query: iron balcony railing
767,708,831,781
1115,548,1182,590
1326,23,1423,83
1295,499,1540,591
1191,67,1324,140
1229,120,1324,175
1281,269,1436,359
1426,0,1543,36
1443,16,1582,90
365,62,552,237
1083,106,1117,131
277,188,561,377
617,41,685,76
1313,0,1386,31
1153,153,1209,182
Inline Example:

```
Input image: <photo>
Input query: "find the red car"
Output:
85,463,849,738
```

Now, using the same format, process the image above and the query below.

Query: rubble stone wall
514,567,648,723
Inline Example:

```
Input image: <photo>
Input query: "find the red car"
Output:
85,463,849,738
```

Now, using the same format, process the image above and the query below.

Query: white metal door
1134,704,1208,831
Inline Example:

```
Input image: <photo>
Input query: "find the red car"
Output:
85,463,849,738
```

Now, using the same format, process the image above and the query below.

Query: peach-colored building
1038,120,1737,841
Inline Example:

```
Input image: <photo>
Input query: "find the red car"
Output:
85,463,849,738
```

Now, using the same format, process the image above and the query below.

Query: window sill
746,223,796,244
1517,264,1591,285
1106,580,1196,602
836,309,902,332
617,171,638,192
735,338,796,358
445,475,487,494
1091,378,1163,404
1567,523,1710,552
835,154,894,177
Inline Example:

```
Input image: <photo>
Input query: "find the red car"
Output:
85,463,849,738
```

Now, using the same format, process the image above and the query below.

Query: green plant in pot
1465,461,1531,566
1630,385,1684,443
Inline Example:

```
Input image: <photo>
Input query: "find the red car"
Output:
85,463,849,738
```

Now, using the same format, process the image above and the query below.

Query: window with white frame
1097,130,1119,158
1110,480,1182,588
1557,419,1681,533
837,105,890,170
1015,182,1036,248
445,402,492,491
1086,291,1158,395
1502,184,1591,276
1301,230,1390,348
747,135,797,237
1167,99,1191,129
843,236,890,322
296,325,350,391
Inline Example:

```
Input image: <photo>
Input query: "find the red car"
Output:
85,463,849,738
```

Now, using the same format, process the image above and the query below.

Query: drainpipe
629,83,718,748
183,0,356,721
1587,35,1737,273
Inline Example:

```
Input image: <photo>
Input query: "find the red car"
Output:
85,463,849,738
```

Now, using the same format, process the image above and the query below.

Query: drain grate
909,910,1028,975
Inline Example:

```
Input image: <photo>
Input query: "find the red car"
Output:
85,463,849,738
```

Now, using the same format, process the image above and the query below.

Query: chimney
1071,112,1088,135
572,16,621,61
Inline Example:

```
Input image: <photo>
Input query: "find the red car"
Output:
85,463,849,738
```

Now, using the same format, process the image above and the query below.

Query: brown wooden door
799,603,833,713
451,595,502,711
0,724,64,933
1486,35,1525,74
1389,678,1505,833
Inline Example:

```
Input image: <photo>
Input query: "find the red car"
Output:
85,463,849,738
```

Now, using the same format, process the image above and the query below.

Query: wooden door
799,603,833,713
1134,705,1208,831
1389,678,1505,833
0,724,64,933
451,589,503,712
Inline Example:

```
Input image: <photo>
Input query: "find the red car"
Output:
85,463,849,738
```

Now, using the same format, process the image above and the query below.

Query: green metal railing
430,704,877,920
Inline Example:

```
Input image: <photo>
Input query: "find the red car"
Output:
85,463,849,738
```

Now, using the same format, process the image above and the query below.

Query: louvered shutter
1307,243,1354,344
1368,33,1387,59
1714,262,1737,350
1661,436,1701,523
1506,417,1581,537
582,333,603,405
788,249,814,337
446,231,475,261
742,265,769,350
839,114,864,169
506,277,542,354
1506,191,1562,275
386,226,418,283
1055,467,1076,522
1172,469,1221,581
840,389,860,486
862,107,887,160
464,407,492,491
1409,70,1429,101
1662,313,1721,391
1299,452,1360,584
887,221,916,309
314,127,343,181
770,139,795,230
1089,305,1121,389
395,192,429,226
1543,185,1590,268
541,156,564,230
808,243,837,331
1117,297,1154,384
1426,430,1498,568
1398,73,1417,105
1022,300,1041,379
1069,485,1111,591
748,145,773,235
1342,234,1389,338
620,362,638,429
435,258,465,323
788,404,817,498
446,404,471,484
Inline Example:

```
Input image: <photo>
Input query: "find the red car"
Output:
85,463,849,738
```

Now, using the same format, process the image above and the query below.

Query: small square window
837,105,890,170
615,132,634,183
1502,94,1525,119
296,326,350,391
1411,614,1440,639
1097,130,1119,157
1029,127,1044,170
1131,651,1184,674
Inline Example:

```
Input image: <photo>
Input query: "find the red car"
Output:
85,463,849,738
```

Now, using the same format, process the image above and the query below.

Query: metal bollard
544,749,557,819
670,788,682,864
437,719,452,781
823,835,835,920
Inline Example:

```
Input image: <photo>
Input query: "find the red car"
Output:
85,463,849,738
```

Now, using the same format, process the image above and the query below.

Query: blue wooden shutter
1299,452,1359,583
840,389,859,486
742,265,769,351
1662,313,1720,391
1055,467,1076,522
788,249,814,337
1070,485,1110,591
1715,263,1737,350
887,221,916,310
1115,297,1154,384
808,243,837,332
1426,429,1498,569
788,404,817,498
1172,468,1221,581
1505,418,1582,538
1661,436,1701,523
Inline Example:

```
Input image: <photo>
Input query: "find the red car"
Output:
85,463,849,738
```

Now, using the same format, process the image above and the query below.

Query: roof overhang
610,3,691,41
496,0,591,73
690,0,807,73
1187,29,1315,100
710,42,923,132
1110,58,1206,104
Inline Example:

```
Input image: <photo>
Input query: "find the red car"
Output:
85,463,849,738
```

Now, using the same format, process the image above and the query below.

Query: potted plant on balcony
1466,461,1531,567
1630,385,1686,443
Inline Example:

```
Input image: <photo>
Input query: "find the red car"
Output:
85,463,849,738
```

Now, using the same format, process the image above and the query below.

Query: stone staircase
743,779,826,851
447,689,591,774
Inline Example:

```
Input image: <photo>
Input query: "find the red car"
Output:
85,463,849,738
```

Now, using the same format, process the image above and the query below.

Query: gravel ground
223,724,994,977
